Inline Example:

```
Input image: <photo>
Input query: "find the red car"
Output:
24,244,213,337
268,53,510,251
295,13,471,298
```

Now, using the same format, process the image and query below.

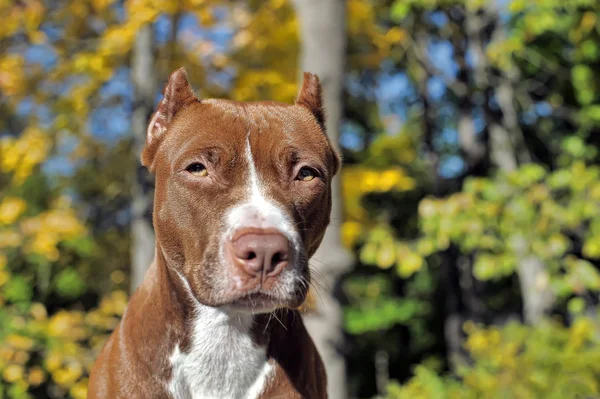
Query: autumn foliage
2,0,600,398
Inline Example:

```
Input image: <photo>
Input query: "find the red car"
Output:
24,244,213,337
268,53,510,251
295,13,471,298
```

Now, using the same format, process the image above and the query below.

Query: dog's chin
221,292,305,314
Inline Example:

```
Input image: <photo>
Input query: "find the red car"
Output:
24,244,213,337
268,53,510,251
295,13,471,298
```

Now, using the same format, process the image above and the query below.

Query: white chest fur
167,306,272,399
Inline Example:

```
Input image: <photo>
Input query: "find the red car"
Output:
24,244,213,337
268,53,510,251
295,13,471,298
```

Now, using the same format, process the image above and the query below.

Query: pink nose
231,231,290,278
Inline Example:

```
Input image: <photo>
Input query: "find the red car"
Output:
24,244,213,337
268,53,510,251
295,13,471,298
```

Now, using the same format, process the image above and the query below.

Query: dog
88,67,339,399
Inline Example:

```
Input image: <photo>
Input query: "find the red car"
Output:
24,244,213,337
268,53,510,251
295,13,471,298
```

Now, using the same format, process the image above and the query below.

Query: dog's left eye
186,163,208,177
296,167,317,182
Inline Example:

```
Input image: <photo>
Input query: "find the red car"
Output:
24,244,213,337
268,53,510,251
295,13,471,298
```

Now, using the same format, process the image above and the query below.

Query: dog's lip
225,292,286,312
231,292,279,305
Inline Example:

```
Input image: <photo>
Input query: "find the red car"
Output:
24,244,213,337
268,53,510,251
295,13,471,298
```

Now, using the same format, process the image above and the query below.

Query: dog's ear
296,72,341,176
295,72,325,131
142,67,198,171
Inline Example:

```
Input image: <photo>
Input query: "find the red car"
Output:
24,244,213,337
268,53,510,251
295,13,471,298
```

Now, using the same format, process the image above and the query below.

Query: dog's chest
167,308,272,399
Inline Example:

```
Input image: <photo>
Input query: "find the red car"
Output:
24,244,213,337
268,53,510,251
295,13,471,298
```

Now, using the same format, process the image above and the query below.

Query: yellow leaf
580,11,597,33
53,362,83,387
13,350,30,364
196,9,215,26
45,352,63,372
3,364,24,383
0,270,10,286
0,54,26,96
583,239,600,259
70,379,89,399
27,366,46,386
397,251,424,277
5,334,35,351
377,240,396,269
384,27,407,44
0,197,27,225
91,0,115,12
378,169,402,191
341,221,362,248
30,302,48,321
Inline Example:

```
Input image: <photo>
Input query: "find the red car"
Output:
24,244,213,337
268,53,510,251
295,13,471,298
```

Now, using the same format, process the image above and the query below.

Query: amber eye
186,163,208,177
296,167,317,182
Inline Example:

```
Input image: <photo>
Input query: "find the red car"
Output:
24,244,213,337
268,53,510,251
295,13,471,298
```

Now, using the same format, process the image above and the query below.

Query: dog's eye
186,163,208,177
296,167,317,182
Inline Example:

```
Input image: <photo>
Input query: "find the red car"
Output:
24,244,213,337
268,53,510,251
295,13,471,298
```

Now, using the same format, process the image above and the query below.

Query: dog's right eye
186,163,208,177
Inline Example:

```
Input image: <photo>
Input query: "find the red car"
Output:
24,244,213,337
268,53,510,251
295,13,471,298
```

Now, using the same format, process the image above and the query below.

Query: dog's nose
231,231,290,277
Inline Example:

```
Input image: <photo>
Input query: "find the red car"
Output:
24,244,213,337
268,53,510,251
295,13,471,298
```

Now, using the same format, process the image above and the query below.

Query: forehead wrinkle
169,133,209,166
164,104,257,173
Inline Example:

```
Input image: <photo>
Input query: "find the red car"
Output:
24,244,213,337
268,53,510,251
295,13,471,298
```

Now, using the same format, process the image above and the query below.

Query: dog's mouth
226,292,286,313
224,288,306,314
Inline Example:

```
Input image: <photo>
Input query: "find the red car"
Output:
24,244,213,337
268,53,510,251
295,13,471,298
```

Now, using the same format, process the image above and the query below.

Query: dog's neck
167,304,272,399
126,251,275,399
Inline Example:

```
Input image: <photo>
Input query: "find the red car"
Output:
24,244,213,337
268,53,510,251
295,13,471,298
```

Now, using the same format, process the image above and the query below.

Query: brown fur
89,69,338,398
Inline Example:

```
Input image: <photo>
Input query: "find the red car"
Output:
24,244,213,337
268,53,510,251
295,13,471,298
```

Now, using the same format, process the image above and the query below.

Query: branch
404,35,468,98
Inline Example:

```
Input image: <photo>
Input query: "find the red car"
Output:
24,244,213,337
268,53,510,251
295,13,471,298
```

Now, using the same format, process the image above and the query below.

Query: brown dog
88,68,339,398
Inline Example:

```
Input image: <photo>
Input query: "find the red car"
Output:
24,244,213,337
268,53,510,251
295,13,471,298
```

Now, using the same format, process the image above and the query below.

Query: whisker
264,311,273,334
308,266,332,293
272,311,287,331
309,257,327,266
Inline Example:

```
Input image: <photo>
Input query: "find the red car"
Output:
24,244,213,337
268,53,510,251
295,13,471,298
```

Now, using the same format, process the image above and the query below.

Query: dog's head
142,68,339,313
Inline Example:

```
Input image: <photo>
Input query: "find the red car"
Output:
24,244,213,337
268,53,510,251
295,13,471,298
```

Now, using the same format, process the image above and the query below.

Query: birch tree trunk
467,5,553,324
130,25,156,292
292,1,354,398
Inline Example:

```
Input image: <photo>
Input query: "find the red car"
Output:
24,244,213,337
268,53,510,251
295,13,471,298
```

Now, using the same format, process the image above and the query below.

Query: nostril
246,251,257,260
271,251,287,265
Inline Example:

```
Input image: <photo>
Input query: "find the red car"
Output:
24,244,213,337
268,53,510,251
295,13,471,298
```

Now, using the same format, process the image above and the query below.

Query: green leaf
62,236,96,257
584,105,600,122
548,169,572,189
360,242,378,265
390,1,410,22
3,276,33,303
563,136,587,157
473,254,498,281
573,259,600,290
572,65,593,84
54,268,87,299
516,164,547,186
580,40,599,60
568,297,586,314
344,298,426,334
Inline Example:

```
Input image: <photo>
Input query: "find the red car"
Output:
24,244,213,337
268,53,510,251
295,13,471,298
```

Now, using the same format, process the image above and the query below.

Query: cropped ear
141,67,198,170
295,72,325,131
296,72,341,176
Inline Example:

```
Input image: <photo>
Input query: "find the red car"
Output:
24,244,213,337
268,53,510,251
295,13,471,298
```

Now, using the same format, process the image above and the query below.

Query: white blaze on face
225,134,301,252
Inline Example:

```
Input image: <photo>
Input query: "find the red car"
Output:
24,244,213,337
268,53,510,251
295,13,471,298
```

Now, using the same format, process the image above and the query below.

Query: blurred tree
130,25,157,292
387,317,600,398
3,0,600,398
341,1,600,395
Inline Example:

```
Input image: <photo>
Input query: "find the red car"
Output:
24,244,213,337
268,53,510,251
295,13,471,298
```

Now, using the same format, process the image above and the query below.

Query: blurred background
1,0,600,398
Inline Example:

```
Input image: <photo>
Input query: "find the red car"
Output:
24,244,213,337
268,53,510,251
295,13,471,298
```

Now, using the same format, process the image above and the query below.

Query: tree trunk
292,1,353,398
469,5,553,323
130,25,157,292
517,255,554,324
